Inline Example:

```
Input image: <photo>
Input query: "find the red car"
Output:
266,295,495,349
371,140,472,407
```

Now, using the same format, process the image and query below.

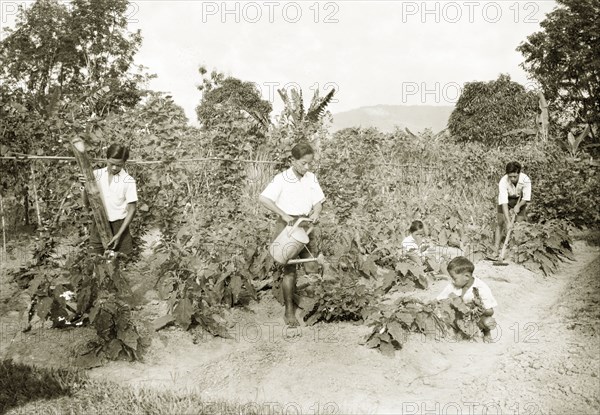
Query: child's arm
309,201,322,224
259,195,294,224
108,202,136,250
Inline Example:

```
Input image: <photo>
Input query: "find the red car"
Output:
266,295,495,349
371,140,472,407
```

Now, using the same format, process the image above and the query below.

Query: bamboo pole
0,155,279,164
0,192,6,263
52,184,75,226
30,162,42,233
70,137,113,250
0,154,438,170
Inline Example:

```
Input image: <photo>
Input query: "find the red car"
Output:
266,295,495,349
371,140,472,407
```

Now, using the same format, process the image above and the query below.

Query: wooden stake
70,137,112,250
52,185,74,226
30,162,42,232
0,192,6,262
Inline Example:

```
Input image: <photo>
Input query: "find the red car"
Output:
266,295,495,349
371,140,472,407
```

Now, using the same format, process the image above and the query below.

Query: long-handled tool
493,198,521,266
287,253,325,266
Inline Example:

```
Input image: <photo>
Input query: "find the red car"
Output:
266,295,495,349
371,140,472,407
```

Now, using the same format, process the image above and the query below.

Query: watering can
269,217,323,265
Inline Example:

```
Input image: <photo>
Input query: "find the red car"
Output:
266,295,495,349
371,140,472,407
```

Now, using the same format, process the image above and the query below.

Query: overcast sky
2,1,558,124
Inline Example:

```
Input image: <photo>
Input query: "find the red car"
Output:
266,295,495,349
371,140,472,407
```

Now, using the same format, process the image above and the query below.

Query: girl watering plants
259,142,325,327
80,144,138,258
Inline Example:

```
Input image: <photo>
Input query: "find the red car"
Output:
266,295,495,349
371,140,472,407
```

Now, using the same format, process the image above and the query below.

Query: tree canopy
447,74,538,144
517,0,600,135
0,0,147,155
195,67,272,132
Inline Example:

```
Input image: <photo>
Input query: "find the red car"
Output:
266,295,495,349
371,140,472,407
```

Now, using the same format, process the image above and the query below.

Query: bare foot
284,310,300,327
483,333,493,343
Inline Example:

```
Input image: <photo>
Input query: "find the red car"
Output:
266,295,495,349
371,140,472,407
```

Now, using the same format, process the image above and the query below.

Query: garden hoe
493,210,517,267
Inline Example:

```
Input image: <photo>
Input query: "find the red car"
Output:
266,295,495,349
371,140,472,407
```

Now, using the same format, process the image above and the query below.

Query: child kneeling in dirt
436,256,497,342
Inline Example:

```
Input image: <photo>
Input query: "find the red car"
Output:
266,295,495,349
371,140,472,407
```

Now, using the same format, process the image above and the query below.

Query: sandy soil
1,239,599,415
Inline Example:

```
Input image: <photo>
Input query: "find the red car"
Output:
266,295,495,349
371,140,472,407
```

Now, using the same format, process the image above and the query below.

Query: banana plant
276,86,336,146
567,125,590,159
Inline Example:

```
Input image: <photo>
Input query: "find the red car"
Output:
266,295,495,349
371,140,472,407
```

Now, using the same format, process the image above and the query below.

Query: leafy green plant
298,277,378,326
511,220,574,275
378,259,429,292
10,219,145,365
364,295,489,356
566,125,590,159
78,293,145,367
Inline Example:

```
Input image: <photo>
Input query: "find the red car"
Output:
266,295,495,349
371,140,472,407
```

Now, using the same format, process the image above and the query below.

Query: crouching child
436,256,497,342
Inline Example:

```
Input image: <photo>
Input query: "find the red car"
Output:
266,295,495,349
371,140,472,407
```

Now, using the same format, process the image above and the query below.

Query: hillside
331,105,454,134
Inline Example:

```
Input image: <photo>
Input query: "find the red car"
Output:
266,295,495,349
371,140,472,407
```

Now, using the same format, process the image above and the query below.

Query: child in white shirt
81,144,138,257
259,142,325,327
436,256,497,342
493,161,532,258
401,220,431,261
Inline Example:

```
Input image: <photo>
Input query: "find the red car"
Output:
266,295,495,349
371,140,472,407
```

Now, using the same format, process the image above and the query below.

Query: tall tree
195,67,272,132
447,74,538,144
0,0,146,154
517,0,600,136
0,0,148,229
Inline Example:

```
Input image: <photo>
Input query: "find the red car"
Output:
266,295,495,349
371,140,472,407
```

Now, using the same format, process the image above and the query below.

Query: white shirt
436,277,498,310
260,168,325,216
94,167,138,222
498,173,532,205
402,235,420,253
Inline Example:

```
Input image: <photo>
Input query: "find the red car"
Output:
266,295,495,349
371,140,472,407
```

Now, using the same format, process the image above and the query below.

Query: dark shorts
497,197,528,225
272,215,322,275
89,219,133,255
497,204,527,217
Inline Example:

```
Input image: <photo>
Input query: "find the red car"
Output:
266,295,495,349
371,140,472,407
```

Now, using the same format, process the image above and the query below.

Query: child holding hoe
493,161,532,259
259,142,325,327
79,144,138,258
436,256,498,342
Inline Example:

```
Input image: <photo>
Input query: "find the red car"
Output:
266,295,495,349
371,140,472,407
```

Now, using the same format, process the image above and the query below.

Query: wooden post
23,185,30,226
70,137,112,250
30,163,42,232
0,192,6,262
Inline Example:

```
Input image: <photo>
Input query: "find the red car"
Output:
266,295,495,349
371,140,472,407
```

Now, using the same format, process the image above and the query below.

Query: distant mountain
331,105,454,134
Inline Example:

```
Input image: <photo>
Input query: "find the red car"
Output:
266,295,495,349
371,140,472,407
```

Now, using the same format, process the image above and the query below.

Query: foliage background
1,0,599,362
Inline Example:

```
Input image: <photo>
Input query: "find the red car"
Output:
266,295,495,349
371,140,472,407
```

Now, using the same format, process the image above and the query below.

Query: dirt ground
1,237,599,415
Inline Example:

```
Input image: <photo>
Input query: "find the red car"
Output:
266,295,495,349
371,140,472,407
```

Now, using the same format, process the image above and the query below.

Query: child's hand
472,296,483,308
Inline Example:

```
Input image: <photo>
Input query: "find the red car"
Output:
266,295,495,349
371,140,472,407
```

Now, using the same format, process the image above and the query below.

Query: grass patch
1,359,269,414
0,359,81,414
